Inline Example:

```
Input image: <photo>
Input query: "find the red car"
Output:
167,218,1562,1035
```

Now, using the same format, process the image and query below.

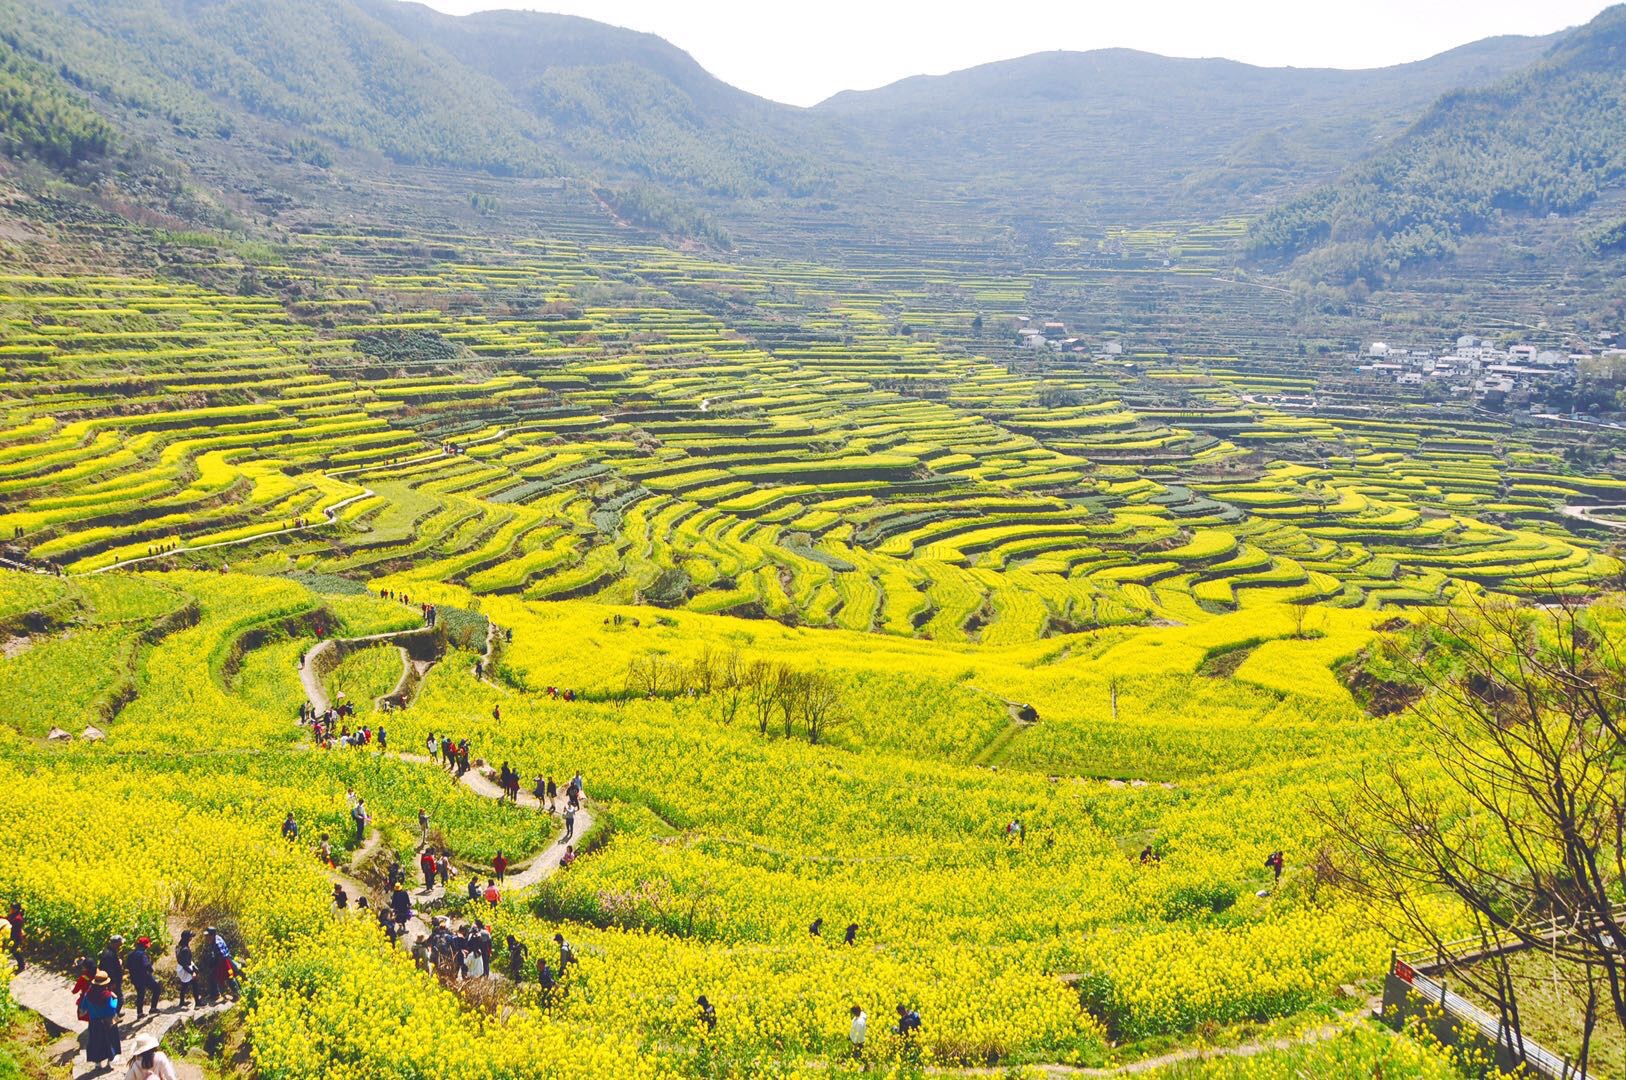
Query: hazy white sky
418,0,1611,106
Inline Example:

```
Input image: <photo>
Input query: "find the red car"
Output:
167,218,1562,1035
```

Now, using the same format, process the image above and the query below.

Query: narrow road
1561,503,1626,531
300,630,593,894
7,968,229,1078
86,490,375,575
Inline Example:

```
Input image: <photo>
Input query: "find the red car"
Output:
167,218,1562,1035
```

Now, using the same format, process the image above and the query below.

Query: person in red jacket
492,852,508,883
420,850,437,892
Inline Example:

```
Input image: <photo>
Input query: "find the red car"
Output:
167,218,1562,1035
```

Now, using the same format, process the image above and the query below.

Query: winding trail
9,622,586,1076
7,968,230,1078
1561,503,1626,531
300,626,593,907
85,491,376,576
937,997,1384,1077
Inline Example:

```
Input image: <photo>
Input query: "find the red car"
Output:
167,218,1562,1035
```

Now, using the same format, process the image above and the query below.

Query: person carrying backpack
894,1003,921,1036
554,932,576,974
81,972,121,1070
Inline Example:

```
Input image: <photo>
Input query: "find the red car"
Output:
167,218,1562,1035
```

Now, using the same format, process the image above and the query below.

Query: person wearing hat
98,935,126,1016
80,970,121,1069
174,930,200,1009
127,936,161,1018
124,1031,178,1080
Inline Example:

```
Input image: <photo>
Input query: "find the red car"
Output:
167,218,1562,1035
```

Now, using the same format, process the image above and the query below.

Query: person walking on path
391,885,412,931
566,771,584,812
204,927,241,1003
6,902,22,972
438,850,452,888
546,776,557,813
128,936,162,1018
493,852,508,883
352,798,370,845
99,936,126,1014
562,804,576,843
848,1005,867,1067
81,972,121,1071
418,808,430,846
420,850,437,892
124,1031,179,1080
333,883,349,911
174,931,201,1009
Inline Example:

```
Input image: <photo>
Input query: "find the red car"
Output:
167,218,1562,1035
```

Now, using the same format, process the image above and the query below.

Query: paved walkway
7,968,229,1078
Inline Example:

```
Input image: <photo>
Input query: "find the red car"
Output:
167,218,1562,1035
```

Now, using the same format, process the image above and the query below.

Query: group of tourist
430,732,473,775
305,709,386,752
64,929,240,1071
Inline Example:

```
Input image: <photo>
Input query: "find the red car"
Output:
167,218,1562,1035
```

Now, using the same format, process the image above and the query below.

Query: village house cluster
1357,333,1626,403
1014,316,1124,358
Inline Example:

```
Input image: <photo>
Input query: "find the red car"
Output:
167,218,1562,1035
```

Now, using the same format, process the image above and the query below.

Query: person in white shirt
848,1004,867,1064
125,1032,178,1080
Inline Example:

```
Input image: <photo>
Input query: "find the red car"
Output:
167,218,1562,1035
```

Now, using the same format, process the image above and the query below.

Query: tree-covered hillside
0,34,113,167
0,0,560,175
1248,3,1626,283
0,0,1564,234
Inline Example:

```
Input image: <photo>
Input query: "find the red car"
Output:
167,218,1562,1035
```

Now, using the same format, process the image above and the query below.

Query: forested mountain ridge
1248,3,1626,283
817,35,1559,219
0,0,562,175
0,0,1568,235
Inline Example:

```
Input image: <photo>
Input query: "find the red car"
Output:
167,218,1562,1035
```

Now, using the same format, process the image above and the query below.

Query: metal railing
1395,966,1589,1080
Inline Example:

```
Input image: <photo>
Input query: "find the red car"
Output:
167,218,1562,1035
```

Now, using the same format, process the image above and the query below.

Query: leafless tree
798,671,845,745
776,665,802,739
744,659,780,737
715,648,745,726
1317,592,1626,1076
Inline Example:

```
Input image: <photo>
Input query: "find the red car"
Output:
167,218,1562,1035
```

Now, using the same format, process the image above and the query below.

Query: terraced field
2,237,1618,645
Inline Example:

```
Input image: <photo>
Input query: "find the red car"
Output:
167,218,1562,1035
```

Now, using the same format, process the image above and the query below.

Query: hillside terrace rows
0,245,1620,640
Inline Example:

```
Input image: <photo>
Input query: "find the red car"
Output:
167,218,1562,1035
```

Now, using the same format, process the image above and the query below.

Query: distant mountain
816,36,1559,221
357,1,837,196
0,0,1586,247
1248,4,1626,283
